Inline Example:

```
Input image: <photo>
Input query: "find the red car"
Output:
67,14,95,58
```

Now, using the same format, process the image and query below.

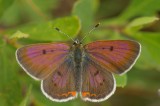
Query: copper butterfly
16,23,141,102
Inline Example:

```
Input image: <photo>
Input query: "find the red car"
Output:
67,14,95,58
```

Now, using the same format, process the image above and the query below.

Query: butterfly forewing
16,43,70,80
81,57,116,102
84,40,141,75
41,58,77,102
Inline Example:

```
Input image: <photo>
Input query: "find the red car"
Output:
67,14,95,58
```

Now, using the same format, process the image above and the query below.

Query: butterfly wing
16,43,70,80
80,57,116,102
84,40,141,75
41,58,77,102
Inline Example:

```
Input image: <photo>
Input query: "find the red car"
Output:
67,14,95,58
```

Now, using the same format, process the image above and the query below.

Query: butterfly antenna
54,27,75,42
80,23,100,42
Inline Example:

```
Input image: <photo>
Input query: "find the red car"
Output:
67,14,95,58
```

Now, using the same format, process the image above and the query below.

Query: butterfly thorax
71,39,84,64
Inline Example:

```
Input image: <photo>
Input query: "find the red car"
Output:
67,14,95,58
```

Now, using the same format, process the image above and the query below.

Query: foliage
0,0,160,106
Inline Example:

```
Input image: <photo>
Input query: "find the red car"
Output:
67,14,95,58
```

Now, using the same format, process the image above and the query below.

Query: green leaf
72,0,98,31
19,85,32,106
0,45,23,106
118,0,160,21
0,0,15,17
0,0,58,25
0,0,21,25
0,36,5,47
125,16,159,32
128,67,160,91
114,74,127,87
6,16,80,42
133,32,160,68
127,16,159,29
10,30,29,39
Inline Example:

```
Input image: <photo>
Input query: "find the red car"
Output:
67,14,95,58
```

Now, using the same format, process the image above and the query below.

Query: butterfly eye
73,42,76,45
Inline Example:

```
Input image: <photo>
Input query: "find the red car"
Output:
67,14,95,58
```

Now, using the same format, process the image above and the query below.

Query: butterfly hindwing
41,58,77,102
84,40,141,75
16,43,70,80
80,56,116,102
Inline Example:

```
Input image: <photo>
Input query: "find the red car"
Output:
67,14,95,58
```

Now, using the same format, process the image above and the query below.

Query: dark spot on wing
94,70,99,76
110,46,113,51
51,50,54,52
42,50,46,54
103,79,105,82
54,83,57,86
102,47,105,49
100,79,105,86
57,71,62,76
100,82,103,86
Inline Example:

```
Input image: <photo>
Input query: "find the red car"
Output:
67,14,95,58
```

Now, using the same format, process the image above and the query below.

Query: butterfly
15,23,141,102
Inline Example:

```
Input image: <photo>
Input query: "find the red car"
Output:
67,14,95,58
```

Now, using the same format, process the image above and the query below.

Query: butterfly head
73,39,81,44
72,39,83,48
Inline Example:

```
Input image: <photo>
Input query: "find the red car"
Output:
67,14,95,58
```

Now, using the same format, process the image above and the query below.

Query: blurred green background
0,0,160,106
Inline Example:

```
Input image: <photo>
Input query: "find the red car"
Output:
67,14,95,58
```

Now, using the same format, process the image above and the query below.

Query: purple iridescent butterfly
16,24,141,102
